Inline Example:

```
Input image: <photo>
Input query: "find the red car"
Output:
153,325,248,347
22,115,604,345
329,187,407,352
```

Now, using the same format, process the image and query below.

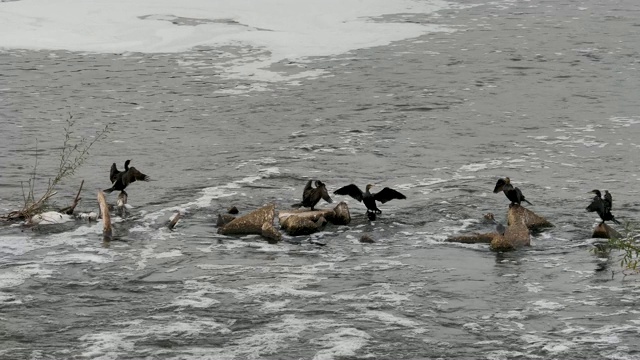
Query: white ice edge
0,0,455,82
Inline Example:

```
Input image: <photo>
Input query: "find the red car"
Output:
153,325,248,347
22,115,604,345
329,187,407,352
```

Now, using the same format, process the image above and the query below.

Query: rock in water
507,204,552,230
281,215,327,236
359,234,375,243
261,222,282,243
592,222,622,239
217,203,280,242
331,201,351,225
446,232,498,244
217,214,236,227
278,201,351,226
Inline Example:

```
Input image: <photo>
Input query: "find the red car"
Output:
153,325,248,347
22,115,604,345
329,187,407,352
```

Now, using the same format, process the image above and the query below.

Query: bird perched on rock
292,180,333,211
493,177,532,206
586,189,621,225
333,183,406,215
104,159,150,195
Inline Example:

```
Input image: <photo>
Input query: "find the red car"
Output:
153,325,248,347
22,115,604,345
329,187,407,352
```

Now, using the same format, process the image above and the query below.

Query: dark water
2,0,640,359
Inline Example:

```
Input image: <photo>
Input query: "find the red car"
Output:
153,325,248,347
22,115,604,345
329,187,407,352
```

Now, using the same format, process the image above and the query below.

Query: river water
1,0,640,359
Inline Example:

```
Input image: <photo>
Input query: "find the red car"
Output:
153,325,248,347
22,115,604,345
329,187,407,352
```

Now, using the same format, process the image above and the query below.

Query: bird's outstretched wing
493,178,507,193
320,185,333,203
374,187,406,204
604,191,613,211
334,184,364,202
109,163,120,183
124,167,151,184
586,197,603,213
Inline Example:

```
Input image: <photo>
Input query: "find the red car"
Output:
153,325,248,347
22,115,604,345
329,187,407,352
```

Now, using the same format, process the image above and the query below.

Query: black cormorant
104,159,150,195
333,184,406,214
292,180,333,210
586,189,621,225
493,177,532,206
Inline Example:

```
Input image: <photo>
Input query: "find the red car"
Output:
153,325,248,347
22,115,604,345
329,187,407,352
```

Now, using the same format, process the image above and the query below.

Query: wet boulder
278,201,351,227
331,202,351,225
360,234,375,243
217,214,236,227
446,232,498,244
491,217,530,251
507,204,552,230
592,222,622,239
280,215,327,236
217,203,280,242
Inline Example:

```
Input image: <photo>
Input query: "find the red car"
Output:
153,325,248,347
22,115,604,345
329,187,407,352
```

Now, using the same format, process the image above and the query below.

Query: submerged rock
359,234,375,243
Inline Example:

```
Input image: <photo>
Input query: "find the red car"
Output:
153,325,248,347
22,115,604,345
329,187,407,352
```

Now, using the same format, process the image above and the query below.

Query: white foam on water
142,166,279,223
0,263,55,289
171,290,221,308
79,318,230,358
363,310,422,329
196,315,336,359
311,327,372,360
531,299,565,312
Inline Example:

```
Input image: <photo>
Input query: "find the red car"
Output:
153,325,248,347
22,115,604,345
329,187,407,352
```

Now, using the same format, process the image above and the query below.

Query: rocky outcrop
278,201,351,227
448,205,551,251
280,215,327,236
217,203,281,242
507,204,552,230
217,214,236,227
446,232,498,244
592,222,622,239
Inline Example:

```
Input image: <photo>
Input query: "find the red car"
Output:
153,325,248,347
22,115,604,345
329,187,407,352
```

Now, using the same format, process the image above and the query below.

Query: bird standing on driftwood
104,159,150,196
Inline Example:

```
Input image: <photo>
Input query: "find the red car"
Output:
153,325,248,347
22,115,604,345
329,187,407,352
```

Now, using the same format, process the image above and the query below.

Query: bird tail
103,187,114,194
612,217,621,225
291,202,303,209
524,199,533,205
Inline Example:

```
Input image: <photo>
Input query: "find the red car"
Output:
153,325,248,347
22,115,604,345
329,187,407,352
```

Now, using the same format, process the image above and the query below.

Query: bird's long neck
124,160,131,171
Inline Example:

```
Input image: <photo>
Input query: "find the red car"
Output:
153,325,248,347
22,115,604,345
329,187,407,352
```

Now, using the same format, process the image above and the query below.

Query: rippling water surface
2,0,640,359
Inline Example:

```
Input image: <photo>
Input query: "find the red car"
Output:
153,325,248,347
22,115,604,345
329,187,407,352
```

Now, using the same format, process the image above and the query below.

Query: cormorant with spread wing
104,159,150,195
333,184,406,214
493,177,532,206
586,189,621,225
292,180,333,210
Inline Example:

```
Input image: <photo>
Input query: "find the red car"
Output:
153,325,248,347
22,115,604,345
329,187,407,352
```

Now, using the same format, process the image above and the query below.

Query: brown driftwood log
167,212,181,230
217,203,281,242
97,190,112,242
59,180,84,215
592,223,622,239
